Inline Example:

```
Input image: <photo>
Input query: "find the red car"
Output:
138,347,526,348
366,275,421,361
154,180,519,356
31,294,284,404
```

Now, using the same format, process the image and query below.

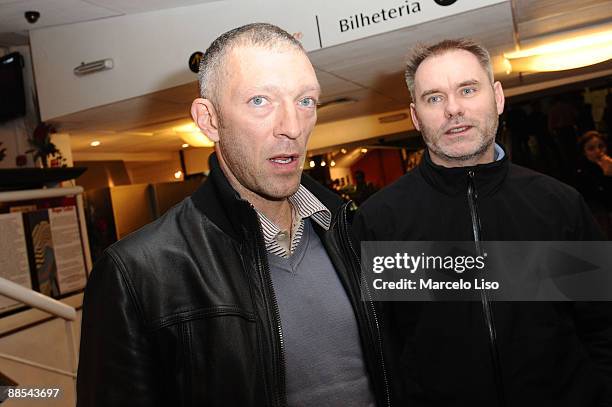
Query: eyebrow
419,89,440,101
457,79,480,88
419,79,481,101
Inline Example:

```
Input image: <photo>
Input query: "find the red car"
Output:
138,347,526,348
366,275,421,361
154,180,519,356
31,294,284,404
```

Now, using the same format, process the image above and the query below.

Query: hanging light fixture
504,24,612,73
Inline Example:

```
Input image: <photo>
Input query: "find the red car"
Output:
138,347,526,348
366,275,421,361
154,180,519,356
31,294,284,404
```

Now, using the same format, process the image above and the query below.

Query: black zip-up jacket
77,154,390,407
352,149,612,407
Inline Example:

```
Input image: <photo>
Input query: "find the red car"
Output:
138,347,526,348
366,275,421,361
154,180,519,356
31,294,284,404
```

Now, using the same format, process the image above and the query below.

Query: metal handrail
0,276,79,382
0,277,76,321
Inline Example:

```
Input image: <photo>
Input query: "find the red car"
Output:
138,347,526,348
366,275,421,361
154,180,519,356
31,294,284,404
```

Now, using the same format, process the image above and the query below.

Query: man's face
410,49,505,167
213,45,319,201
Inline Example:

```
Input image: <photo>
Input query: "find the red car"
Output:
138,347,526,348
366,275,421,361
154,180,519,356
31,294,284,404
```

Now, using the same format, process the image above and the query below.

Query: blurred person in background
576,130,612,238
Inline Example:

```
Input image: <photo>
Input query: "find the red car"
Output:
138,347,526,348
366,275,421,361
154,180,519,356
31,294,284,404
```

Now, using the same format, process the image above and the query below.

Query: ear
190,98,220,143
493,81,505,115
409,102,421,131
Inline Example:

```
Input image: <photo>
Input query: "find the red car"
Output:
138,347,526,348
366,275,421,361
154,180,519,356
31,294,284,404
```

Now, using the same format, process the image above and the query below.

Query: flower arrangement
27,122,65,168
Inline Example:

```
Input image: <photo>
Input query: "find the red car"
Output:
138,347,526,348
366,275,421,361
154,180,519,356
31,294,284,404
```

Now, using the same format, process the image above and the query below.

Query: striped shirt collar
257,184,331,258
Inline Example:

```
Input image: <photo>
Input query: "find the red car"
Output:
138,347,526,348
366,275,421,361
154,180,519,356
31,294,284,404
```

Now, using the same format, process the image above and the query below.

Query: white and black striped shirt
257,185,331,258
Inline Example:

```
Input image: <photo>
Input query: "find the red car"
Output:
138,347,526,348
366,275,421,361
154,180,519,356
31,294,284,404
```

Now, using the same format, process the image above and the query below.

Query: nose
275,102,301,140
444,95,464,119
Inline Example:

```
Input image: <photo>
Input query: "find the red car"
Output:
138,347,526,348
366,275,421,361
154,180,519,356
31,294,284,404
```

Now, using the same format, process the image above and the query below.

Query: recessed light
309,160,315,168
90,141,101,147
321,160,326,167
174,170,183,179
361,148,368,153
182,143,189,148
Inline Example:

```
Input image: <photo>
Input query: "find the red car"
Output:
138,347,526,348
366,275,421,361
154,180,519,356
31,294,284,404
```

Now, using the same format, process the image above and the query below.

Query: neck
247,192,293,232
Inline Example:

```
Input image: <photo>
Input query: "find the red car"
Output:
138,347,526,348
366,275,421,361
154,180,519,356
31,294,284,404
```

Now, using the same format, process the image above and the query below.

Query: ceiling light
504,25,612,73
174,122,214,147
90,140,101,147
174,170,183,179
321,160,326,167
361,148,368,153
174,123,198,132
341,148,347,154
330,160,336,167
182,143,189,148
309,160,315,168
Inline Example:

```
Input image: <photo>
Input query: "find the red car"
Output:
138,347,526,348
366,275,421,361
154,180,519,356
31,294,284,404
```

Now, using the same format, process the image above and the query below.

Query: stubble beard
217,123,303,202
420,110,499,164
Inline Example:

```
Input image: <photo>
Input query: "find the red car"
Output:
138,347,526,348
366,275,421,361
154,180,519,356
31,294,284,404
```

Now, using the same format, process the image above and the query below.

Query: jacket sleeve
351,209,423,405
572,194,612,405
77,249,160,407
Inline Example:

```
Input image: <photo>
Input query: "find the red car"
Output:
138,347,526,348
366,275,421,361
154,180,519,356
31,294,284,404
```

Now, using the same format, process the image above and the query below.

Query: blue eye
249,96,268,106
462,88,476,95
299,97,316,108
427,95,442,104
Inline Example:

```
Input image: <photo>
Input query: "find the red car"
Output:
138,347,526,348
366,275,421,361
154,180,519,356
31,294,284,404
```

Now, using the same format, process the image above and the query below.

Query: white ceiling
0,0,221,45
2,0,612,158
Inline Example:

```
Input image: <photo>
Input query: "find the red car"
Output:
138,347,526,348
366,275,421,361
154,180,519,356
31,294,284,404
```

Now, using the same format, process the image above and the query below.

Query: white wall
29,1,321,121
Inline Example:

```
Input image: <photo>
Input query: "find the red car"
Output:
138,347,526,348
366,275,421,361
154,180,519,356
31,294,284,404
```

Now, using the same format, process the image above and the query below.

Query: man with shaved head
353,39,612,406
78,23,389,406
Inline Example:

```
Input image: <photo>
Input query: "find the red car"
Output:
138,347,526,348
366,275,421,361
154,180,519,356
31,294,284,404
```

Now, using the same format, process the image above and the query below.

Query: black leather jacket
77,154,390,407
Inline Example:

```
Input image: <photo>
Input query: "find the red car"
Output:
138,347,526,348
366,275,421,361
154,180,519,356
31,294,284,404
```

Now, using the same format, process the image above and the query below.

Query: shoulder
359,169,423,214
507,163,581,202
353,170,424,239
505,164,602,238
109,196,198,261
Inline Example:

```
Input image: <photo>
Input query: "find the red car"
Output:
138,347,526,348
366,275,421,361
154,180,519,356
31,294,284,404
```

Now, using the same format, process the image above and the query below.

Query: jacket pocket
153,307,264,407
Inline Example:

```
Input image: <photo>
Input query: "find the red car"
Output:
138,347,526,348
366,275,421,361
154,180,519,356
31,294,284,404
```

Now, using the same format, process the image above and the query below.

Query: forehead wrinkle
220,44,319,104
239,83,320,98
415,50,489,88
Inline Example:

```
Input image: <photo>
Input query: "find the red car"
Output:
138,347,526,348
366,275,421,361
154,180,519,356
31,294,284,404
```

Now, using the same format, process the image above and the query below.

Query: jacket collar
190,152,342,241
418,144,510,197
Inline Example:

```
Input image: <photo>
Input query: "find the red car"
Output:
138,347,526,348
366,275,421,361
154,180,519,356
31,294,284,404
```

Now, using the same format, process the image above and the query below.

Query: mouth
445,125,473,136
268,154,300,166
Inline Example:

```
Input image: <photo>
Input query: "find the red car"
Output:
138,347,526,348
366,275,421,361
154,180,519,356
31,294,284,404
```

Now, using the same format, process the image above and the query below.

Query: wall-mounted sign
189,51,204,74
311,0,507,48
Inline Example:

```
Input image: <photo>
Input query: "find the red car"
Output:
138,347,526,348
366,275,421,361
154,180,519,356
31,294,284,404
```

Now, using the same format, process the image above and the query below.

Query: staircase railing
0,277,78,382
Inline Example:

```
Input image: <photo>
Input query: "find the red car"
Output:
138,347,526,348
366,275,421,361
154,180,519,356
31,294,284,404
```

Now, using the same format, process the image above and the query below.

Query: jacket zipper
467,170,506,407
340,203,392,407
253,217,287,407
